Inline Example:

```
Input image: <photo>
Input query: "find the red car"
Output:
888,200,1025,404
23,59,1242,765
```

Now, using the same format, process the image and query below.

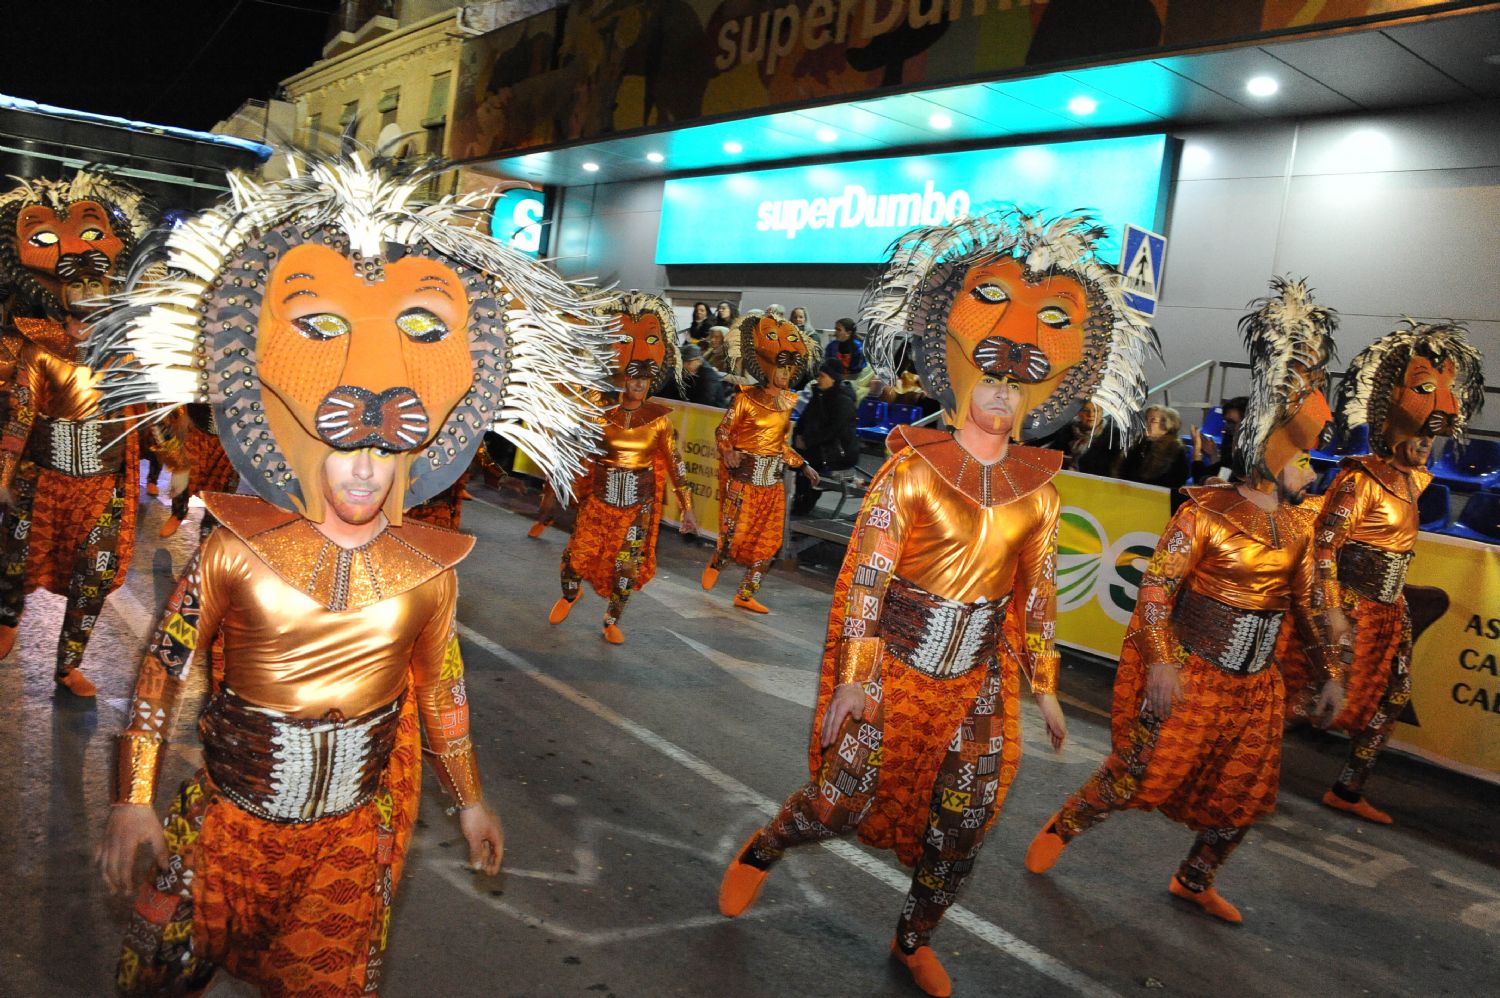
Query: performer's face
945,257,1086,433
1387,355,1459,448
1274,450,1316,506
321,447,398,526
965,376,1022,439
1391,434,1434,471
622,376,650,402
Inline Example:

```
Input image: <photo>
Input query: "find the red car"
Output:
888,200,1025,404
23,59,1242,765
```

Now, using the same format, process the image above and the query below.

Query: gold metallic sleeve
1016,490,1062,695
836,637,883,686
1312,470,1366,612
1133,503,1202,670
425,739,482,809
115,733,164,807
411,576,484,808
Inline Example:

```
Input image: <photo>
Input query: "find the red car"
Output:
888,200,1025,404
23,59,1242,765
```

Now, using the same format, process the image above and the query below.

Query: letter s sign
489,188,548,258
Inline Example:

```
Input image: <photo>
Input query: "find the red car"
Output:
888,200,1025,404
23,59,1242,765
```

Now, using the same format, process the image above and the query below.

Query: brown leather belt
200,688,403,824
1337,540,1411,604
882,575,1009,680
1173,588,1282,675
595,464,653,508
25,417,127,476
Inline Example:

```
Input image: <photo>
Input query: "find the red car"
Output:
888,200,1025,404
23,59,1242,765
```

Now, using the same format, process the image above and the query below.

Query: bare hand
680,508,699,535
1312,678,1346,729
1145,662,1183,720
722,448,743,469
820,683,867,748
1323,608,1352,648
96,803,168,896
802,465,821,488
458,803,505,875
1191,426,1217,463
1034,693,1067,752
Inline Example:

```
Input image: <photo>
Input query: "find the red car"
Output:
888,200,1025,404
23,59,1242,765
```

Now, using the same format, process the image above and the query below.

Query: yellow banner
1051,470,1172,658
1390,532,1500,783
655,397,724,539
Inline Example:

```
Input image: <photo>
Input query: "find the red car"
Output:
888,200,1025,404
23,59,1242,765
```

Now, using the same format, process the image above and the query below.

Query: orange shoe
457,488,475,501
718,832,772,917
158,516,183,539
1321,789,1393,825
56,670,97,698
0,623,17,660
146,482,159,497
1024,814,1067,874
701,565,719,590
548,597,577,625
733,596,769,614
527,521,547,539
1168,877,1242,924
603,623,625,644
890,940,953,998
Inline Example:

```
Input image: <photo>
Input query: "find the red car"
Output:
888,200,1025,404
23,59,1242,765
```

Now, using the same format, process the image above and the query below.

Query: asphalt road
1,481,1497,997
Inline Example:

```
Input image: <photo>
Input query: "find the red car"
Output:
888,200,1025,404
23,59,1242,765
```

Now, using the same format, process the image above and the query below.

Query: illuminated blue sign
657,134,1171,265
490,187,548,257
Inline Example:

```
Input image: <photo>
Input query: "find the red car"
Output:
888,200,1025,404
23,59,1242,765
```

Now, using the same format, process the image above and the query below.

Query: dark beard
1275,476,1307,506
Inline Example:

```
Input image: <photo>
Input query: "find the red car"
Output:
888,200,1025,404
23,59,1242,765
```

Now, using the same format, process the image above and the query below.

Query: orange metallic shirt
1135,482,1322,668
115,494,481,808
598,402,691,507
715,386,803,466
833,428,1061,694
1313,455,1429,607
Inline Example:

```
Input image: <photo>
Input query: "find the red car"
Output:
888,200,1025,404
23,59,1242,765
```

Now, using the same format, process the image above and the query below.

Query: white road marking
456,621,1123,998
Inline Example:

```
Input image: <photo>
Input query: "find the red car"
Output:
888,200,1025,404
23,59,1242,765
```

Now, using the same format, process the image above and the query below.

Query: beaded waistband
200,689,403,824
596,465,653,508
26,417,127,476
1173,588,1282,675
1337,540,1411,604
882,575,1009,680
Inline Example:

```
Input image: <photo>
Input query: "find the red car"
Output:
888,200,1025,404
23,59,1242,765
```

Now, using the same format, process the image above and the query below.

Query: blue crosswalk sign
1119,225,1167,317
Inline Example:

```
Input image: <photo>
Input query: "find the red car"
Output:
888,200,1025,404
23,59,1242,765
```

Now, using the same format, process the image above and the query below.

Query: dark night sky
0,0,343,131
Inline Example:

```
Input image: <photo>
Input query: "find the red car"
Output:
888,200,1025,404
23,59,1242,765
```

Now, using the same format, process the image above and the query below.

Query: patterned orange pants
751,656,1019,949
561,493,658,625
116,700,421,997
1053,650,1282,892
169,425,239,523
711,473,785,599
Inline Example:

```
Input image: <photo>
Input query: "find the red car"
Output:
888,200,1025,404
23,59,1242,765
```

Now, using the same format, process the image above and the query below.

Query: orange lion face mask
943,257,1087,437
613,312,667,388
257,244,475,522
1261,363,1333,479
1387,355,1460,445
1,194,136,321
746,313,808,388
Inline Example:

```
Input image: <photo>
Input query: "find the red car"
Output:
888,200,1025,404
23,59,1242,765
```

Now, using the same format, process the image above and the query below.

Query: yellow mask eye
292,312,351,340
645,334,659,344
1038,306,1072,329
80,228,105,241
396,308,448,343
1412,382,1436,395
972,283,1009,304
765,330,778,340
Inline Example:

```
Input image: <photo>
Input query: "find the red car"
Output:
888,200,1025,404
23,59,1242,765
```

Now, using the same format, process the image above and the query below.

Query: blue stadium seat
855,398,891,444
1441,489,1500,543
1199,405,1224,444
1309,466,1340,496
1311,424,1370,472
1430,438,1500,492
1417,482,1451,531
887,403,921,426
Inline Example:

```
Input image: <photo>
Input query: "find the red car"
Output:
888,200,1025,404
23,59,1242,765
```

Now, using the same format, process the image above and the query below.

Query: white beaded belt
883,577,1010,679
600,466,650,508
28,418,118,476
748,454,785,487
200,689,403,824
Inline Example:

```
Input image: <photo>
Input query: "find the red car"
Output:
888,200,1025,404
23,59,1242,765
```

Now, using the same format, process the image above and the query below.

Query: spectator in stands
715,300,738,328
1045,400,1121,476
660,343,730,407
703,325,732,371
685,301,714,344
1120,405,1190,503
829,317,876,402
791,358,859,516
1192,395,1247,481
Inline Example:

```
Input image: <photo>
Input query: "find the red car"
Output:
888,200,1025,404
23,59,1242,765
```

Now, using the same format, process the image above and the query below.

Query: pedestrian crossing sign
1119,224,1167,317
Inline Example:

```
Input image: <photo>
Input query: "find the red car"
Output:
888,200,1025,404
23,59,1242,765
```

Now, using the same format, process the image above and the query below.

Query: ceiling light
815,127,838,142
928,112,952,130
723,141,743,154
1067,96,1097,115
581,161,600,172
646,151,664,163
1246,76,1279,97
